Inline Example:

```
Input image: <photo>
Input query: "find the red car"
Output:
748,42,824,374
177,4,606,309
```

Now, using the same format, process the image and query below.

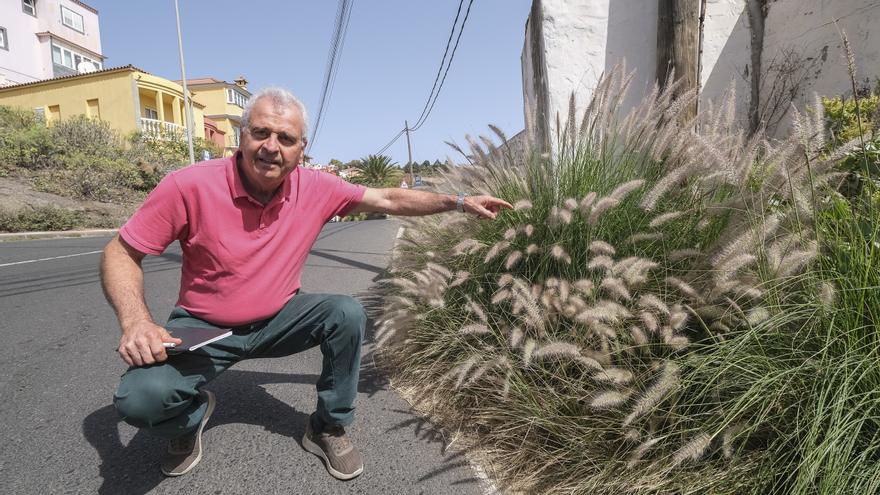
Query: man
101,87,511,481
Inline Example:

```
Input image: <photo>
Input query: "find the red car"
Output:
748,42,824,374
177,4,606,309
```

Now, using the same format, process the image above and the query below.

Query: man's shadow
84,362,390,495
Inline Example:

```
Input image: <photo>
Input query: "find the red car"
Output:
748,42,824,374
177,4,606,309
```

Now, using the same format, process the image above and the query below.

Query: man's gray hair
241,87,310,139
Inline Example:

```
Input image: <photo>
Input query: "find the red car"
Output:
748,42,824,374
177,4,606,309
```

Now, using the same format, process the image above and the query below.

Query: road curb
0,228,118,242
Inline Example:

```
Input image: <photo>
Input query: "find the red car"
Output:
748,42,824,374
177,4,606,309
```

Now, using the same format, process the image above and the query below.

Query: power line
373,128,405,156
308,0,354,154
410,0,475,132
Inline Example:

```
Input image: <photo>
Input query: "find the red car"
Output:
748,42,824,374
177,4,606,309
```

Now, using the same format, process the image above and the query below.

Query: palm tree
352,154,402,188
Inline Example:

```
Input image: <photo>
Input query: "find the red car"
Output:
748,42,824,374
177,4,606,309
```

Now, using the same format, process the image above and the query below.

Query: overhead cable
308,0,354,153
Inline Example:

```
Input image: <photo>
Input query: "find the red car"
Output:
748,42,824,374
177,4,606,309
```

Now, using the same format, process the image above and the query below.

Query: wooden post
657,0,701,121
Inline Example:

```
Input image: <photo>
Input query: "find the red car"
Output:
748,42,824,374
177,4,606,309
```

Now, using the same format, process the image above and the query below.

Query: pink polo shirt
119,153,365,327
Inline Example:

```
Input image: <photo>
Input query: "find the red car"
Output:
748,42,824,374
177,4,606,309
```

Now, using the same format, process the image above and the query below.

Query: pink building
0,0,104,87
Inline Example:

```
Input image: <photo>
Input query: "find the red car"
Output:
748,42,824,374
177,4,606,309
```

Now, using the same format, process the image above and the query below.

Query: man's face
238,98,306,195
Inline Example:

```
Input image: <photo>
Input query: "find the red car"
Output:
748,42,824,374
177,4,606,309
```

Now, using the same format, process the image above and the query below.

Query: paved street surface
0,219,486,494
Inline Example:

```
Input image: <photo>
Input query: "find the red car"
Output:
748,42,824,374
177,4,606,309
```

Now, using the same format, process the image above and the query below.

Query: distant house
0,0,105,87
0,64,206,139
180,76,251,156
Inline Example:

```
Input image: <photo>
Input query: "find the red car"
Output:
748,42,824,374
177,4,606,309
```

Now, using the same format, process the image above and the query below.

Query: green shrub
34,152,146,202
0,206,84,232
377,70,876,494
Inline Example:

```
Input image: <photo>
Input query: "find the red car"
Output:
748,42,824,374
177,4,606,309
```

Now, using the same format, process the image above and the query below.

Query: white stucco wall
523,0,880,148
0,2,43,85
762,0,880,135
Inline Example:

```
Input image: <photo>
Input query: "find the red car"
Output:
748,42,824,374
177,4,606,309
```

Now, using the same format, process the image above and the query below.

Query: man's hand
462,195,513,220
117,320,182,367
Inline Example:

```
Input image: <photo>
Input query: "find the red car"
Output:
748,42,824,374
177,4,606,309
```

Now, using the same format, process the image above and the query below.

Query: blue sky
87,0,532,165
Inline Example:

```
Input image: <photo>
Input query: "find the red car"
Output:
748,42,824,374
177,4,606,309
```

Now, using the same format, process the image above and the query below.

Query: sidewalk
0,228,118,242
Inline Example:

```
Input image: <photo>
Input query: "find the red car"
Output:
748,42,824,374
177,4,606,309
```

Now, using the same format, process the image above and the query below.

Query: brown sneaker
302,414,364,480
160,390,216,477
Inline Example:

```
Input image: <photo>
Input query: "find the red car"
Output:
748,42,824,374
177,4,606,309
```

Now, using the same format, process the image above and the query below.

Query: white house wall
523,0,880,148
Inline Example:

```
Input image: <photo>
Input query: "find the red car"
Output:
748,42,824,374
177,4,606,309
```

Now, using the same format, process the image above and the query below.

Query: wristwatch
456,192,467,212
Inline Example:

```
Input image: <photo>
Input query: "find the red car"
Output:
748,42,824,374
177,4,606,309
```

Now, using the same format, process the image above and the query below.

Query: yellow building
0,64,205,140
181,76,251,156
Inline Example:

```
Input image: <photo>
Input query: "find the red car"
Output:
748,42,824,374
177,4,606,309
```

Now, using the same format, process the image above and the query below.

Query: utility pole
405,120,414,187
174,0,195,164
656,0,701,122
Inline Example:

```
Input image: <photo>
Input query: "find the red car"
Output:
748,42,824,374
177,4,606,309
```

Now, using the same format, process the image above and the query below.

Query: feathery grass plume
491,289,511,305
573,279,595,296
503,227,517,240
551,244,572,264
510,278,546,332
577,355,604,370
630,326,649,345
464,296,488,324
579,191,598,213
425,262,453,280
559,279,570,302
523,224,535,237
746,307,770,326
390,277,420,296
593,367,634,385
504,250,523,270
777,242,818,277
641,311,660,333
669,306,688,330
549,206,573,225
439,213,469,228
715,253,757,283
521,338,536,367
590,390,631,410
526,244,540,256
721,423,743,459
590,321,618,339
386,295,415,308
484,240,511,263
627,437,662,468
638,294,670,315
621,258,659,286
588,197,620,225
508,327,524,348
532,341,583,361
671,433,712,467
600,276,632,301
641,166,690,211
666,335,690,351
624,361,680,426
463,362,492,388
819,281,836,310
609,179,646,201
449,271,469,288
589,240,616,256
577,300,632,324
497,273,514,288
665,276,702,301
711,214,781,266
460,323,491,335
588,255,614,272
669,248,703,261
563,197,578,210
649,211,685,228
453,356,479,390
627,232,664,244
624,429,641,443
545,277,560,288
513,199,533,211
453,238,483,255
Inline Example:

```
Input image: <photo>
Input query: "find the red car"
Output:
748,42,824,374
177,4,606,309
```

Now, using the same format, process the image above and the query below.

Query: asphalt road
0,219,488,495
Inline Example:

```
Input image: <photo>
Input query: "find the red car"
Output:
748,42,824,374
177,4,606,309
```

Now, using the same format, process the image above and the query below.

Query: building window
22,0,36,16
61,6,84,33
231,126,240,146
0,27,7,51
51,42,101,71
144,107,158,120
226,88,248,108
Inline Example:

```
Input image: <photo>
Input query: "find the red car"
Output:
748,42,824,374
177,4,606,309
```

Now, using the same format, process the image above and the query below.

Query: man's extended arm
100,235,180,366
349,188,512,218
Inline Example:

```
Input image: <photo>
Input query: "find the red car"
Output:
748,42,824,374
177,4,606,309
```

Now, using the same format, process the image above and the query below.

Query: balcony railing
140,118,186,139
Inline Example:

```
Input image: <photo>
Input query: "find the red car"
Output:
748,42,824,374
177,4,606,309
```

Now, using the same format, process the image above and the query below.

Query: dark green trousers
113,293,365,439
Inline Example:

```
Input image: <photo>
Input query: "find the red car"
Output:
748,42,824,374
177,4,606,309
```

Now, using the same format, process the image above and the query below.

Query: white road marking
0,250,103,268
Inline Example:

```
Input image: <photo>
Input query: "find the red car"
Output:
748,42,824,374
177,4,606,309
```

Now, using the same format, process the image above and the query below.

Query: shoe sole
161,390,216,477
302,429,364,481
